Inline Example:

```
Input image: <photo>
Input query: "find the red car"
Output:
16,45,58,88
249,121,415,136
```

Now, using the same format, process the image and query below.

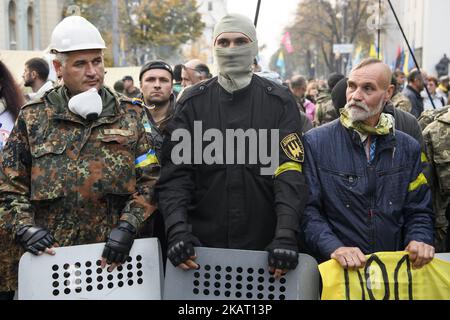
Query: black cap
331,77,348,114
328,73,345,91
140,60,174,82
122,75,133,82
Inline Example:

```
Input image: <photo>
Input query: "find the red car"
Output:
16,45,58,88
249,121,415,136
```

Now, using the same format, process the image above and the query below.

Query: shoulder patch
281,133,304,163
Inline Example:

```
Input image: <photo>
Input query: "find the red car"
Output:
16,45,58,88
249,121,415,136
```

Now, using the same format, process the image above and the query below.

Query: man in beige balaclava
157,14,309,279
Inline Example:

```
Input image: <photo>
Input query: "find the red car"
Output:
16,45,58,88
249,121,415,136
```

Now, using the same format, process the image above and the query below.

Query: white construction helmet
49,16,106,53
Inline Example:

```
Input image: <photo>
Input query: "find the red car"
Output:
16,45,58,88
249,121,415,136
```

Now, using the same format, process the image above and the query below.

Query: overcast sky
226,0,300,68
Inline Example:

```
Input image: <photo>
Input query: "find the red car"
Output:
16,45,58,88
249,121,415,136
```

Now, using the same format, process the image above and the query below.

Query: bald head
351,58,392,89
184,59,203,70
181,59,207,88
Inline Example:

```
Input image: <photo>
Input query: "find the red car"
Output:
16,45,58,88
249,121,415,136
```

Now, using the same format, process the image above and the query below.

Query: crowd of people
0,13,448,300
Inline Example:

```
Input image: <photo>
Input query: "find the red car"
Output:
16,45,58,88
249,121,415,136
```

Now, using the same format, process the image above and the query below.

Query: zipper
367,165,376,252
361,135,376,252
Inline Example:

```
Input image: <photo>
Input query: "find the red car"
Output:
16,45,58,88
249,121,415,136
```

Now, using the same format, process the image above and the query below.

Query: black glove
102,221,136,264
16,225,56,255
266,229,299,270
167,224,202,267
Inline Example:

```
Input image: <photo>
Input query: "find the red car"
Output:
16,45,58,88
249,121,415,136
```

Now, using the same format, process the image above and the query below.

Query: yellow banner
319,252,450,300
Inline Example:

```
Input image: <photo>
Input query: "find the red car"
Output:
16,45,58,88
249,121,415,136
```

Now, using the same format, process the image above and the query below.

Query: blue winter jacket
302,119,434,261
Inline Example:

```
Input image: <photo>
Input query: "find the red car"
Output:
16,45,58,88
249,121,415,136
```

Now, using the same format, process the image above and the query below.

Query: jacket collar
340,120,397,152
44,86,122,126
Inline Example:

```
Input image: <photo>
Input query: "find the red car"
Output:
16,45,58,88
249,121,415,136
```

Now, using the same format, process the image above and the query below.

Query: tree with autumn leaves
63,0,204,66
271,0,374,79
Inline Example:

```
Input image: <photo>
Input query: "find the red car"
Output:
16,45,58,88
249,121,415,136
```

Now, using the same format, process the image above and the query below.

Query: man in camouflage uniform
0,16,158,294
391,75,413,113
418,106,450,131
423,108,450,252
313,73,344,127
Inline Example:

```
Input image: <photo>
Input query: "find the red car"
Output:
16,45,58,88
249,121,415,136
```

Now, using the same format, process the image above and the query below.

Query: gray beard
347,99,385,122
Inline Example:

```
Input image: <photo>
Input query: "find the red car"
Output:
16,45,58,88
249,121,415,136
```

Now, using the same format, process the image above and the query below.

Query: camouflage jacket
0,86,159,247
313,92,337,127
418,106,450,131
423,109,450,196
391,92,412,114
422,109,450,250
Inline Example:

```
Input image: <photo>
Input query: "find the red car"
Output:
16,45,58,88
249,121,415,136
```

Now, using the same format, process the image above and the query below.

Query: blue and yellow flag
135,149,158,168
276,50,286,78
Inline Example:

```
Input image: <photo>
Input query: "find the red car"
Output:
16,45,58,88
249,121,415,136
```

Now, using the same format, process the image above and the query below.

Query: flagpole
254,0,262,27
387,0,435,109
377,0,381,60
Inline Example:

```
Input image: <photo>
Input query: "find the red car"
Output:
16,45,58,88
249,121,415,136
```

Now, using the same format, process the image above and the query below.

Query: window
28,6,34,50
8,1,17,49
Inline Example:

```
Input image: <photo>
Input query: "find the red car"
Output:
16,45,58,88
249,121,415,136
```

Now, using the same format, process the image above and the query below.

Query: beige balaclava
213,14,258,93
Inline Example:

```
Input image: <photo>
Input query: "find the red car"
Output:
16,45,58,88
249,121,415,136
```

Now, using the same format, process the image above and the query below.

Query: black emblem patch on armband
281,133,304,163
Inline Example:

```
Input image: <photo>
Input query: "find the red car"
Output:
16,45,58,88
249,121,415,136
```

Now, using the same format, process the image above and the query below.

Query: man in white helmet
0,15,159,292
156,14,310,279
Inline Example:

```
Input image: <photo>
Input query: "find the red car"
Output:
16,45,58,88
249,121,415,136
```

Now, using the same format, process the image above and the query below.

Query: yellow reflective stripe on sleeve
274,162,302,178
421,152,428,163
408,173,428,192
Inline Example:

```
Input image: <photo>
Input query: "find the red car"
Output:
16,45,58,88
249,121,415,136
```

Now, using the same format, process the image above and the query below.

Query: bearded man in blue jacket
302,58,435,269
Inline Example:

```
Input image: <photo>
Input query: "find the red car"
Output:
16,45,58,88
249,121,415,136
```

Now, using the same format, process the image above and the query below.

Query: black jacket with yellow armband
155,75,309,250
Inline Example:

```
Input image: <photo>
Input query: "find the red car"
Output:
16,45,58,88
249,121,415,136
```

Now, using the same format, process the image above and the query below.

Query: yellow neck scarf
340,108,394,136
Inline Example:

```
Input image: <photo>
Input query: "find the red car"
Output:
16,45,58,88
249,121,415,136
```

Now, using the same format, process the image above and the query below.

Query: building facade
383,0,450,76
0,0,63,51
